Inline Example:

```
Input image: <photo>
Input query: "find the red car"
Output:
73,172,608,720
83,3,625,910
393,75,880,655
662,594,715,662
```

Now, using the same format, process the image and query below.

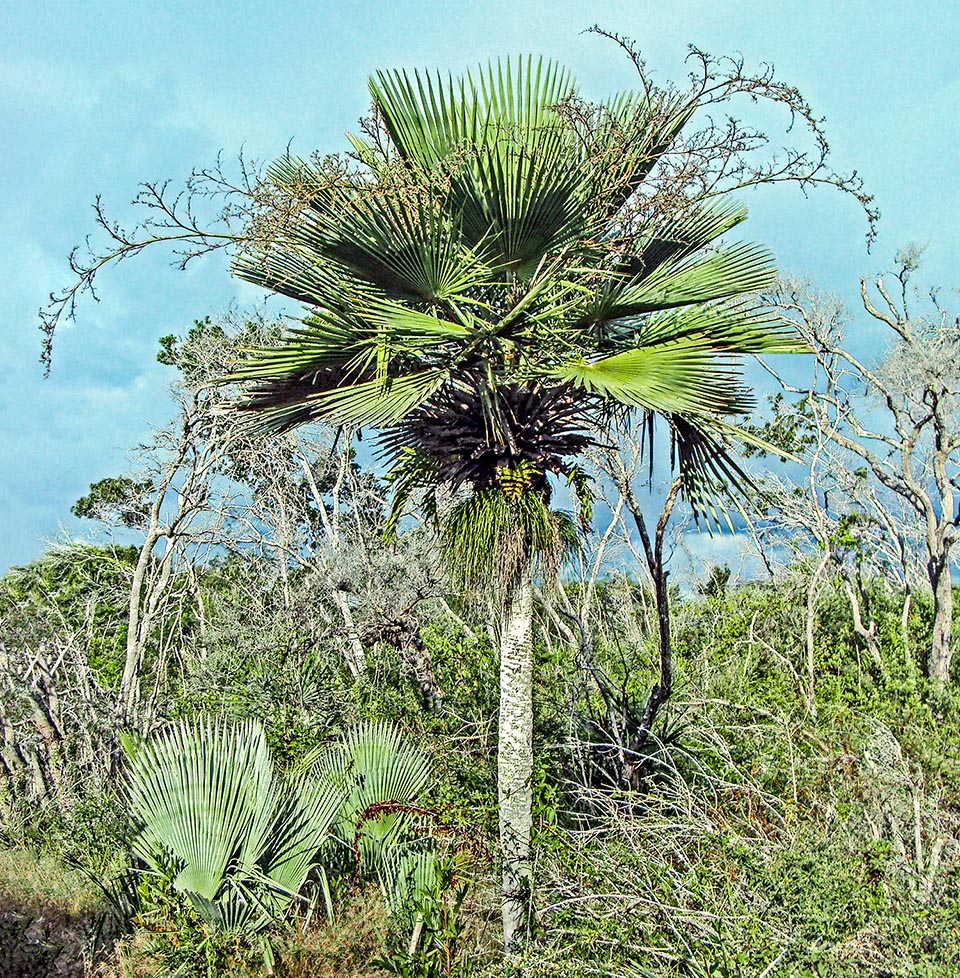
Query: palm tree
224,57,800,949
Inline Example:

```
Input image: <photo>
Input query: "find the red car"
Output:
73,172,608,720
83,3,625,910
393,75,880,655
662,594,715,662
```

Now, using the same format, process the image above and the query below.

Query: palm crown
228,57,799,538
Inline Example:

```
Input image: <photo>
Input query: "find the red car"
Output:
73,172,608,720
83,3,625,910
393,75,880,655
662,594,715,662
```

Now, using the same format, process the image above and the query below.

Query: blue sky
2,0,958,573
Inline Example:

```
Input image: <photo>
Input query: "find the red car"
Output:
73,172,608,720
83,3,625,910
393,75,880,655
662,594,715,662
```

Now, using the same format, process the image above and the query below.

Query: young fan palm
226,57,800,948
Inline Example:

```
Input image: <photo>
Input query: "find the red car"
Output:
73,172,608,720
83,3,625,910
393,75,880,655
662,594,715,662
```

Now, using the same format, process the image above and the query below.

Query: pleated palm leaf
377,840,441,921
123,718,345,934
223,57,802,948
310,719,433,869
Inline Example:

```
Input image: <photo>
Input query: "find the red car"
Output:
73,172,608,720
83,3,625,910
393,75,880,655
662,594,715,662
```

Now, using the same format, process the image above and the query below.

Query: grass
0,845,105,913
0,845,116,978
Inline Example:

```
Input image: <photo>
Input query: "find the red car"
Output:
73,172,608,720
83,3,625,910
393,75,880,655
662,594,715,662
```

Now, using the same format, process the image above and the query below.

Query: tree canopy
224,56,805,541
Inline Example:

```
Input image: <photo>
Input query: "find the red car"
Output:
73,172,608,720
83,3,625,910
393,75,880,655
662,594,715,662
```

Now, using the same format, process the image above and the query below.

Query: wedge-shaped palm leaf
125,719,275,901
303,368,449,428
375,835,443,920
360,297,475,344
571,88,696,224
634,301,807,354
614,198,753,278
572,210,777,328
451,128,589,273
230,368,449,435
369,57,575,169
371,60,599,274
602,240,777,314
124,719,345,934
550,346,753,416
225,301,470,391
239,167,499,306
305,191,496,302
229,316,366,375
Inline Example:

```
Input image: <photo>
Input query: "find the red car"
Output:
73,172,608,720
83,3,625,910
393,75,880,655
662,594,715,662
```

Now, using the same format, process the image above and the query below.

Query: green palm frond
240,155,504,307
578,89,695,220
239,196,490,305
618,198,752,275
550,346,754,415
369,56,575,167
123,719,345,934
225,301,471,392
227,319,365,379
573,204,777,327
667,413,755,530
370,59,607,274
311,720,433,861
263,770,350,897
361,296,475,343
306,368,449,427
233,367,449,434
455,129,588,272
375,834,443,919
125,719,275,903
606,240,777,313
383,447,443,540
635,301,807,354
312,194,493,302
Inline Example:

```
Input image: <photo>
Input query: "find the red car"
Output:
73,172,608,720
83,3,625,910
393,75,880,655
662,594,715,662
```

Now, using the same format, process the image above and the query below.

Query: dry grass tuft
273,889,389,978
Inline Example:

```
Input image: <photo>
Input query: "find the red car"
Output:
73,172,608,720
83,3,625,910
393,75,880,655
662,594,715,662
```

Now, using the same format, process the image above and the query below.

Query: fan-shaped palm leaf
310,720,433,863
551,347,751,415
123,719,345,933
368,57,575,168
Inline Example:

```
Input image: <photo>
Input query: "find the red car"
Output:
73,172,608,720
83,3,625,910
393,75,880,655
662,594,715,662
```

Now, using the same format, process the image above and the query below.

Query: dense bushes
1,546,958,975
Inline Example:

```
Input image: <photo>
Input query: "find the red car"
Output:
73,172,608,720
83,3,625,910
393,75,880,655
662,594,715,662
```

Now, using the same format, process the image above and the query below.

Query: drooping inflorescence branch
586,26,878,241
41,33,877,380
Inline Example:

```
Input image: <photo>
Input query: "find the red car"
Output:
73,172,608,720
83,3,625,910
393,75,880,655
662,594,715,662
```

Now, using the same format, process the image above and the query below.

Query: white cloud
675,532,766,588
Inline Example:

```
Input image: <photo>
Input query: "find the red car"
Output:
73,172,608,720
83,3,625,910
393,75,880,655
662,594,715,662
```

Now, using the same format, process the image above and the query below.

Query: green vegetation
3,545,958,975
16,34,956,978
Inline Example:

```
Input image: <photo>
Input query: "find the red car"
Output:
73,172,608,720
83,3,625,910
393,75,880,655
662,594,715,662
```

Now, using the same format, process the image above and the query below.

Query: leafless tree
552,424,685,796
75,315,451,719
0,546,127,821
755,255,960,682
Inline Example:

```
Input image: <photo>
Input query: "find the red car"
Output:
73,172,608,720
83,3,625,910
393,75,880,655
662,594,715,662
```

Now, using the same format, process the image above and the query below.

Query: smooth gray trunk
929,553,954,683
333,588,367,676
497,566,535,952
